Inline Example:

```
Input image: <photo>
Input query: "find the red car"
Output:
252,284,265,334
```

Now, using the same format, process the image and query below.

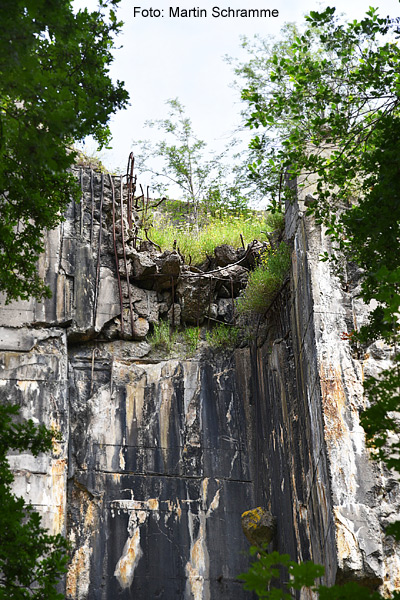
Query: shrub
237,242,291,314
206,324,240,349
265,210,285,233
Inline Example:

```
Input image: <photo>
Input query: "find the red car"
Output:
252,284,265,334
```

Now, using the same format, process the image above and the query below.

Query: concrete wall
1,168,399,599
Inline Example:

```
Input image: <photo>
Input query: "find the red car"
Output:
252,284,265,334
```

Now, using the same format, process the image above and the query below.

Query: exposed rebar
110,174,124,336
93,173,104,327
80,168,84,237
120,176,136,337
90,170,94,246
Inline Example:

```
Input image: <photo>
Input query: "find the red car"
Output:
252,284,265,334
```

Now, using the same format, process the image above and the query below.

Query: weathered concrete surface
282,191,400,591
1,167,400,599
0,327,68,535
66,349,254,599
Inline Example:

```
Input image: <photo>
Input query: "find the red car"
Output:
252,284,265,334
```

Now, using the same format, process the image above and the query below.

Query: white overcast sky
72,0,400,177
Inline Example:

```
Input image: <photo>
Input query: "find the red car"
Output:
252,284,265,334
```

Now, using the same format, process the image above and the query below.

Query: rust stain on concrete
66,542,93,600
320,364,347,442
51,458,67,535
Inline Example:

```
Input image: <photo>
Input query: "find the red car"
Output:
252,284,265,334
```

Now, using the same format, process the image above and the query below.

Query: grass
265,210,285,232
144,211,269,265
148,321,177,352
182,326,200,354
206,324,240,349
148,322,201,356
236,241,291,314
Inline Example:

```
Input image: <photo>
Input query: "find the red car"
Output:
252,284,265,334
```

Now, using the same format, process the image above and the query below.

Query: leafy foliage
0,404,69,599
238,548,324,599
227,23,321,207
133,98,248,221
240,2,400,499
237,242,291,314
238,6,400,597
240,548,400,600
0,0,129,302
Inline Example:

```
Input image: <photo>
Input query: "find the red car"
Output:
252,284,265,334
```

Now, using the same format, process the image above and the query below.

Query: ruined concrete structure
1,168,399,599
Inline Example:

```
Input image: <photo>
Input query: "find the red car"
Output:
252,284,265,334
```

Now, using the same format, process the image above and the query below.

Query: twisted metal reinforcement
120,176,136,336
93,173,104,327
110,174,124,336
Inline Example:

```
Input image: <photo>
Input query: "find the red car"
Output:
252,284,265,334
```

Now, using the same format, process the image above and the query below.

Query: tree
0,0,128,595
238,5,400,597
227,21,337,210
133,98,248,223
0,404,69,599
240,4,400,460
0,0,129,303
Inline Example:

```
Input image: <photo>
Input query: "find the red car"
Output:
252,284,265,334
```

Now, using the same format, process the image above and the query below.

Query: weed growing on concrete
182,327,200,354
146,212,268,265
237,241,291,314
148,321,177,352
206,324,240,349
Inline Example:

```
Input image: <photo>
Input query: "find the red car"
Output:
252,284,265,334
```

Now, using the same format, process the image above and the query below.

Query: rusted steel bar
137,196,165,212
120,176,136,337
90,348,95,397
90,170,94,246
126,152,135,230
129,156,135,227
171,276,175,328
144,228,161,252
93,173,104,327
126,152,132,227
80,168,84,237
132,174,137,209
207,277,212,328
145,186,150,227
230,277,236,325
110,174,124,336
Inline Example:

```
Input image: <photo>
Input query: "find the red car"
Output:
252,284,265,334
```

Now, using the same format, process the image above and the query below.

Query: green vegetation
148,322,201,356
239,548,324,599
237,242,291,314
147,211,267,264
238,5,400,598
134,98,248,225
241,2,400,480
148,321,177,353
182,327,200,354
206,324,240,349
0,1,128,595
0,0,128,302
0,404,69,599
265,211,285,233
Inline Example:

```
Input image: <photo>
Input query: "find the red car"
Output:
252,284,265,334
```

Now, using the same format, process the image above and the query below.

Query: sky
72,0,400,185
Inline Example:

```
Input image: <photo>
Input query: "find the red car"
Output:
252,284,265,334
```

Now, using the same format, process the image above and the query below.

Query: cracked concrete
1,167,400,598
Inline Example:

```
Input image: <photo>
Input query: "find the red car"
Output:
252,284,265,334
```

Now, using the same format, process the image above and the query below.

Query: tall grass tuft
236,242,291,314
148,321,176,352
206,324,240,349
182,326,200,354
145,211,268,265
